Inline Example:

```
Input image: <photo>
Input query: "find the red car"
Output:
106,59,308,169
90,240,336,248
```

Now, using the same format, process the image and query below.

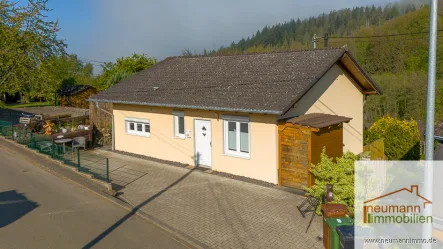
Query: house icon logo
363,185,432,224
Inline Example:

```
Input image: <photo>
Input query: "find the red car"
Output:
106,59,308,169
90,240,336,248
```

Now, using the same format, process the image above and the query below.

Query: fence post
29,132,32,147
106,158,109,183
77,148,81,171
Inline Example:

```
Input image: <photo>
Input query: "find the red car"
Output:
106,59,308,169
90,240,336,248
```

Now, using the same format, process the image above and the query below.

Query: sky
44,0,391,72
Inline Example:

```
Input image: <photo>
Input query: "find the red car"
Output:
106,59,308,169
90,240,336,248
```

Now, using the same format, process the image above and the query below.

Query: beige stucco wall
282,64,364,154
113,104,279,183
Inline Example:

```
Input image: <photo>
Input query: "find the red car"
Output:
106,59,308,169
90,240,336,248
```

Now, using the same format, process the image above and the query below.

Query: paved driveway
92,149,323,249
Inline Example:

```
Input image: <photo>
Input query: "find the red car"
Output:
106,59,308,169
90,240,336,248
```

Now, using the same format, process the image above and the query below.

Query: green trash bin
326,217,354,249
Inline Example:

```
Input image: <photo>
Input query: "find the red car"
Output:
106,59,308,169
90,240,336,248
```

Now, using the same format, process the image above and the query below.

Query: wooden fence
89,102,113,130
88,102,113,145
363,138,388,160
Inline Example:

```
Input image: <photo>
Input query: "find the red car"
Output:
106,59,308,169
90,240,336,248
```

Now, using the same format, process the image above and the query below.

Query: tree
0,0,66,103
95,53,157,90
181,48,194,56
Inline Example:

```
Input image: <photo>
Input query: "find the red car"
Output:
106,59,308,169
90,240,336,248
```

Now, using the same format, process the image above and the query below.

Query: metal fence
0,120,109,183
0,121,13,139
77,150,109,182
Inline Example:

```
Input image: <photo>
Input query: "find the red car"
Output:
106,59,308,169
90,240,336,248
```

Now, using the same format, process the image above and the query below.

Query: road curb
0,137,113,191
0,137,204,249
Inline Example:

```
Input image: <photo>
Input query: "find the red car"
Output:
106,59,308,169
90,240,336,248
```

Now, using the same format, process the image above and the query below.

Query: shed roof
90,48,381,115
285,113,352,129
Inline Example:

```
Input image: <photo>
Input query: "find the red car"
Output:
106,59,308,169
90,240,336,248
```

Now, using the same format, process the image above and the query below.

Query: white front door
194,119,212,168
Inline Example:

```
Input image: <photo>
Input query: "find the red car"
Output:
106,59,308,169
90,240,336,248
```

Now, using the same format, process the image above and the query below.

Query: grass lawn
4,101,55,109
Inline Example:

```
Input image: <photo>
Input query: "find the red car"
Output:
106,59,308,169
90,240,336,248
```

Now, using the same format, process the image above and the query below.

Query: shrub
305,149,357,214
364,116,420,160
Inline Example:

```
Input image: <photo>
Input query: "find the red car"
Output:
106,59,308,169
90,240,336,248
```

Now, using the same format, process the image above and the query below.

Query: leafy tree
0,0,66,103
35,54,95,102
95,53,157,90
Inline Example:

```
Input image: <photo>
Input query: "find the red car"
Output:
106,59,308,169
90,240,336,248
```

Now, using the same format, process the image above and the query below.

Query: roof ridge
164,47,347,60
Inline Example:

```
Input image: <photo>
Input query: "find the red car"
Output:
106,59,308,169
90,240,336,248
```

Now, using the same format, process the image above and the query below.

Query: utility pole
423,0,438,247
324,33,329,48
312,34,318,49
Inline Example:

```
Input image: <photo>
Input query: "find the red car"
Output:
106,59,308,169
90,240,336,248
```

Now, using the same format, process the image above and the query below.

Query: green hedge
365,116,420,160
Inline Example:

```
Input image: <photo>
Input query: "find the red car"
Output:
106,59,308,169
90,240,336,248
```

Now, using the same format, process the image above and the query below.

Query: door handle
210,141,212,147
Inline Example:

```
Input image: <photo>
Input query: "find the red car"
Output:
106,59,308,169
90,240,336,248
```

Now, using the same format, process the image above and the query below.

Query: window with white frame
125,118,150,137
173,111,185,139
223,115,250,158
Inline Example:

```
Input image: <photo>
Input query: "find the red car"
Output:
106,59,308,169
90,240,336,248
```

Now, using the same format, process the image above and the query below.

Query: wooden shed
278,113,352,189
58,84,97,109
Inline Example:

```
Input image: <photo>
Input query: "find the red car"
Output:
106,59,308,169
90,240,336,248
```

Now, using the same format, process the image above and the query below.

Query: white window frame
223,115,250,159
173,111,185,139
125,117,151,137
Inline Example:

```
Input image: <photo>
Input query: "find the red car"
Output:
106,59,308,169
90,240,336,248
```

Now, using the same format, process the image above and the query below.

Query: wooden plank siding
278,123,312,189
61,88,98,109
363,138,387,160
88,102,113,145
278,122,345,190
310,124,344,186
89,102,113,130
310,124,344,165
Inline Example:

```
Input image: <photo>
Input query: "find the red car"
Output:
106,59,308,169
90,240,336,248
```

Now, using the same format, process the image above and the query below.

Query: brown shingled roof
285,113,352,128
90,48,381,115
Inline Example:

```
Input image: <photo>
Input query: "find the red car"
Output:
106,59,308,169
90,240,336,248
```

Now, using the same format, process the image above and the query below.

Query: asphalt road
435,143,443,160
0,145,189,249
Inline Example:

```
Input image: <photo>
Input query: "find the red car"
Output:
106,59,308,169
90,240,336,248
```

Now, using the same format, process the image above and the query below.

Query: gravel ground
0,106,88,124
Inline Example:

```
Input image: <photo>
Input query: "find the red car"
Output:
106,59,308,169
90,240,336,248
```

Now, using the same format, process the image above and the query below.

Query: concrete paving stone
91,149,324,249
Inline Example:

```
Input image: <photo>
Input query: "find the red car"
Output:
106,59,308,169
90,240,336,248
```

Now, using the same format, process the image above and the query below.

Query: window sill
174,135,186,140
126,132,151,138
223,152,250,160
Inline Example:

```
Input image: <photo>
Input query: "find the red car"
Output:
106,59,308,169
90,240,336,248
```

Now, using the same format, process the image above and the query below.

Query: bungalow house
89,48,381,187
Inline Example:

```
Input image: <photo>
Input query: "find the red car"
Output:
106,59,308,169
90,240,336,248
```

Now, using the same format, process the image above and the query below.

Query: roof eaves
88,98,282,115
343,51,383,95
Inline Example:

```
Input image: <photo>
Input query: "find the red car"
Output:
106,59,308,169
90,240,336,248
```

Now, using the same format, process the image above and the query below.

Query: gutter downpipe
95,102,115,151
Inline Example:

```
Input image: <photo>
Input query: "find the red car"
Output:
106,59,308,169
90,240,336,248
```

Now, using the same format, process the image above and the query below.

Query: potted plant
70,122,77,132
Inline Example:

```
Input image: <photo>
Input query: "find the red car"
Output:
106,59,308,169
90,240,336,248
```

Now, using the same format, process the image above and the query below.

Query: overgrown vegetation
0,1,157,105
94,53,157,90
305,150,358,214
0,0,66,103
219,2,418,54
364,116,420,160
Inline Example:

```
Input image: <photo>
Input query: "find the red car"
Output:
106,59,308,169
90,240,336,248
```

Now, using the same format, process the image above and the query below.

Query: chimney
411,185,419,195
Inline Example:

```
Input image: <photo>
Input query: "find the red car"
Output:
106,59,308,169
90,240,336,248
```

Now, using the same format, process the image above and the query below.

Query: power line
77,60,103,67
328,29,443,39
327,34,443,45
78,56,107,64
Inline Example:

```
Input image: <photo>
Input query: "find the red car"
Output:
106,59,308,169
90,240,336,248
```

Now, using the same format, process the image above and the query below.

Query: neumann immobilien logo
363,185,433,224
